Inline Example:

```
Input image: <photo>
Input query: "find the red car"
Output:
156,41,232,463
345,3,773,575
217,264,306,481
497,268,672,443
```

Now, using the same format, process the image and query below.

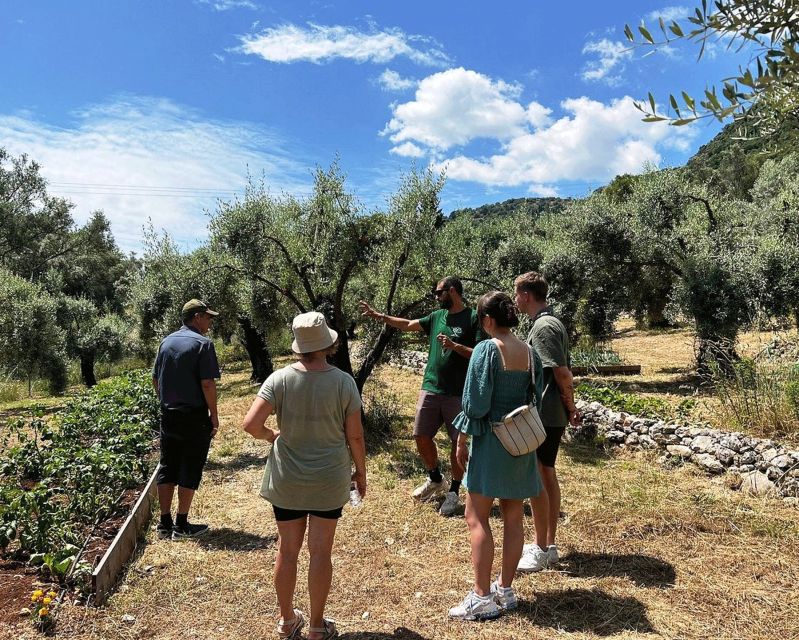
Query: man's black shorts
157,408,212,490
536,427,566,468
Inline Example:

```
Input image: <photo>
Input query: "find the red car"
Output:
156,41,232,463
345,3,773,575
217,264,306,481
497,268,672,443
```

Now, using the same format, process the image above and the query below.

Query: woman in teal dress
448,291,543,621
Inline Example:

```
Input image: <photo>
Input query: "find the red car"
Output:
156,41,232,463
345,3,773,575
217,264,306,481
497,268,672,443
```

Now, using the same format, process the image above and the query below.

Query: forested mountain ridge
447,196,569,220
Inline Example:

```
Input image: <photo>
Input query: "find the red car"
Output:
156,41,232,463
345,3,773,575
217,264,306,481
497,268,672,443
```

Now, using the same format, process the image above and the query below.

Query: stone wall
577,401,799,500
387,348,799,500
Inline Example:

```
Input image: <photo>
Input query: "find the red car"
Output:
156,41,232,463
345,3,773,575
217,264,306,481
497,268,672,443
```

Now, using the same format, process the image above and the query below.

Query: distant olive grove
2,135,799,396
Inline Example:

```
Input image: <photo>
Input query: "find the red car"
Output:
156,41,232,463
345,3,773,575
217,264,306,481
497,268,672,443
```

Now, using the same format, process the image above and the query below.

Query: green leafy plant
0,371,158,566
576,383,671,418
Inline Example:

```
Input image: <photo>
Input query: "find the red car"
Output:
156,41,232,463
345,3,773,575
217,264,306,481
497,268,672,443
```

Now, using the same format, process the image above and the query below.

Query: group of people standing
151,271,579,638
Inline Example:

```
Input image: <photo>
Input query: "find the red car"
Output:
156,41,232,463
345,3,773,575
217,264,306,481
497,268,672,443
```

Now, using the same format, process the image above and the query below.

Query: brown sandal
276,609,305,639
308,618,337,640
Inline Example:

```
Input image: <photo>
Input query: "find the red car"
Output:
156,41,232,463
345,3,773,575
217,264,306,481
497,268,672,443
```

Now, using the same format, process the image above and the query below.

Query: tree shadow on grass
517,589,655,635
193,527,276,551
559,551,676,588
599,375,704,397
340,629,431,640
563,439,613,466
205,451,264,471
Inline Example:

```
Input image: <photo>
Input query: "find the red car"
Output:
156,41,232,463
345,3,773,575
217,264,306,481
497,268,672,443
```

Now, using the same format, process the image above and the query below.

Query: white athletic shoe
438,491,460,516
448,590,501,621
547,544,560,565
517,543,550,572
490,580,518,611
412,478,447,502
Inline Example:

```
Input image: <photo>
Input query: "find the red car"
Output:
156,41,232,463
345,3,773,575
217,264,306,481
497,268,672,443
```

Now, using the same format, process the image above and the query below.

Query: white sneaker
438,491,460,516
448,590,501,621
517,543,549,572
547,544,559,565
490,580,518,611
412,478,447,502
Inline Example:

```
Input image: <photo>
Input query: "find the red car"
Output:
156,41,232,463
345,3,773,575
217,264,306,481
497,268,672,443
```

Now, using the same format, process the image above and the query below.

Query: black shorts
157,408,212,490
272,505,343,522
536,427,565,468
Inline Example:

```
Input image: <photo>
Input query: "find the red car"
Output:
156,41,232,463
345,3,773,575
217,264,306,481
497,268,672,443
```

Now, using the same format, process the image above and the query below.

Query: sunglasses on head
432,286,451,297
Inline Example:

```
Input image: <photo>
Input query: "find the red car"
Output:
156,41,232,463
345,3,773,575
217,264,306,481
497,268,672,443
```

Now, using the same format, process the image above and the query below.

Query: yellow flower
39,607,49,617
47,591,57,598
32,590,44,598
43,597,52,605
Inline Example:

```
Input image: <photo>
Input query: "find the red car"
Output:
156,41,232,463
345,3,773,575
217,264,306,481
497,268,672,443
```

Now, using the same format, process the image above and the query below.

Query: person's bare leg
307,516,339,638
414,435,439,470
539,465,560,546
465,492,494,596
448,441,463,481
274,517,307,624
176,486,196,516
157,483,175,516
530,461,549,549
498,499,524,587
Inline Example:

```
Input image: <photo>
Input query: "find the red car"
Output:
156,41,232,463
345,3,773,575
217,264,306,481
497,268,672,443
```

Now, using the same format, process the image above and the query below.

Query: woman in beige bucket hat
242,311,366,640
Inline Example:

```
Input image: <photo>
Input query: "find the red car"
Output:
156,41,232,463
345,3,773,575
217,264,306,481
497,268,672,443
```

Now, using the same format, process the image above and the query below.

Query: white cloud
196,0,259,10
0,97,310,253
433,96,695,186
238,23,450,67
389,142,425,158
378,69,416,92
646,6,691,22
382,71,696,189
383,68,529,151
581,39,633,85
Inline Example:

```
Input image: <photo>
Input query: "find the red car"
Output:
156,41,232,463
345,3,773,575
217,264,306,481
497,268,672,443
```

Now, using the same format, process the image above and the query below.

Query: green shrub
571,341,624,370
711,360,799,437
576,383,670,418
362,389,404,447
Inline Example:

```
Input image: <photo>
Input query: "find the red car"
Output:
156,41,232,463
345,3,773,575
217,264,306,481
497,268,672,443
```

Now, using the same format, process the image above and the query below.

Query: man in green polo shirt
513,272,581,572
359,276,483,516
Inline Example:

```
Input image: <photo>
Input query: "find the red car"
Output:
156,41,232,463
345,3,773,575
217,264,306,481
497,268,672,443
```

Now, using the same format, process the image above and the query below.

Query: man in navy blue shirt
152,299,221,540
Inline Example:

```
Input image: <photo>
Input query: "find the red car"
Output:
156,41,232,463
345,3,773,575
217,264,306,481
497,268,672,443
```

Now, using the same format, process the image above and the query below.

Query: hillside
689,116,799,171
448,196,569,220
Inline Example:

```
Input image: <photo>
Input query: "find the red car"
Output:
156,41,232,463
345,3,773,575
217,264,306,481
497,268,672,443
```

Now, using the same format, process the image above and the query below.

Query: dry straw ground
5,333,799,640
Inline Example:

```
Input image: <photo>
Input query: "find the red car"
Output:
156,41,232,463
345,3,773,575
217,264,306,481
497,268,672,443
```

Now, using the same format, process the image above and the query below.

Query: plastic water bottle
349,483,362,508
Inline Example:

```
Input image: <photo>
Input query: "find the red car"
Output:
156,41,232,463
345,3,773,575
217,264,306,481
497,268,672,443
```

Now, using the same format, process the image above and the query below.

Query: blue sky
1,1,747,252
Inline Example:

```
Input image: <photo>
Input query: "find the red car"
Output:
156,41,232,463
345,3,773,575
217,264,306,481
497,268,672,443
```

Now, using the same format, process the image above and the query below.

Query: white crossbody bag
492,344,547,457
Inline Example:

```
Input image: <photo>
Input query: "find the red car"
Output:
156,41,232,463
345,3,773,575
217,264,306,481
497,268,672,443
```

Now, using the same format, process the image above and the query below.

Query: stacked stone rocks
577,400,799,499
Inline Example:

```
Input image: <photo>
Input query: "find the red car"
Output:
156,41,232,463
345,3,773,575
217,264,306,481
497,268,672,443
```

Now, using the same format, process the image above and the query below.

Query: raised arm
358,300,423,332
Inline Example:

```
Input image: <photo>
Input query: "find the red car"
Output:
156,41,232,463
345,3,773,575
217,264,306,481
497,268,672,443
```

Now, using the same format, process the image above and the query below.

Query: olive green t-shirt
418,308,484,396
257,364,362,511
527,308,570,428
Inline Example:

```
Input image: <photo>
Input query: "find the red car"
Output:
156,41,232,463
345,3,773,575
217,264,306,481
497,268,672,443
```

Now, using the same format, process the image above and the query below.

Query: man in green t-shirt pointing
359,276,483,516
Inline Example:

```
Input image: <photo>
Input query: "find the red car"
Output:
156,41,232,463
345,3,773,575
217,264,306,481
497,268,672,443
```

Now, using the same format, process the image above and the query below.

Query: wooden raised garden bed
92,466,159,605
571,364,642,376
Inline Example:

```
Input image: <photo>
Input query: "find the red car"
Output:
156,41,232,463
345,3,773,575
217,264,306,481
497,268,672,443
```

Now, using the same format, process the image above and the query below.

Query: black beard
439,296,453,310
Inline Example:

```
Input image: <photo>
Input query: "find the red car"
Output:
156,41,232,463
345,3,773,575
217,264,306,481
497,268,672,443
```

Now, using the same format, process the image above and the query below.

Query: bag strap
527,345,549,406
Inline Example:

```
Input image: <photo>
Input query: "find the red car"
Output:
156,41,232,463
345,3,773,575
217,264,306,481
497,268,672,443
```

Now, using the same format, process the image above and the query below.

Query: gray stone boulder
740,471,776,496
694,453,725,474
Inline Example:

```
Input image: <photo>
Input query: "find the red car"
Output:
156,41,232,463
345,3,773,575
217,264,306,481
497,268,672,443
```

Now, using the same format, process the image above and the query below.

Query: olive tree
624,0,799,135
0,269,67,394
211,162,446,391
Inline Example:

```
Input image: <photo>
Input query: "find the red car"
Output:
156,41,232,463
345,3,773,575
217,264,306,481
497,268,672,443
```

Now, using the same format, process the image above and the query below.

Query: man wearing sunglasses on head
359,277,484,516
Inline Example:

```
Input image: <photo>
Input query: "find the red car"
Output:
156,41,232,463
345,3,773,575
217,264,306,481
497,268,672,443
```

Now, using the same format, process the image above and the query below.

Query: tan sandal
308,618,337,639
276,609,305,639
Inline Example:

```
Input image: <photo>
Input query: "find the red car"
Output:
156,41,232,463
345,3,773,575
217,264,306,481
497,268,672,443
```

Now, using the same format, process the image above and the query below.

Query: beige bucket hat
291,311,338,354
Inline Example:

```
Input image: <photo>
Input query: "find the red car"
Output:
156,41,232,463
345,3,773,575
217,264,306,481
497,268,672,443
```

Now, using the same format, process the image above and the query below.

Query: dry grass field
3,326,799,640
